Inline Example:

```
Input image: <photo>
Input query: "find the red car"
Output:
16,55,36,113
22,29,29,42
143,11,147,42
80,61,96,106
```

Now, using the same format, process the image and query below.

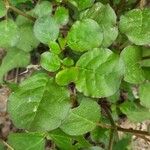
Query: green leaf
75,48,123,98
54,6,69,26
48,129,91,150
0,1,7,18
91,127,109,144
142,47,150,58
0,19,20,48
143,67,150,80
10,0,31,5
0,142,4,150
58,37,67,50
69,0,95,11
119,8,150,45
48,129,77,150
67,19,103,52
34,16,59,44
8,73,71,131
120,45,145,84
62,57,74,67
55,67,78,86
40,52,61,72
113,136,131,150
16,12,34,26
49,41,61,55
120,101,150,122
33,1,52,18
140,59,150,67
0,48,30,83
60,99,100,135
80,2,118,47
8,133,45,150
139,82,150,109
17,24,39,52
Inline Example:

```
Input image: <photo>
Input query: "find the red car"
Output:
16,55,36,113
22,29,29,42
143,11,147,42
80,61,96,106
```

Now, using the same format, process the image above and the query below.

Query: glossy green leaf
67,19,103,52
80,2,118,47
62,57,74,67
40,52,61,72
55,67,78,86
120,45,145,84
0,1,7,18
8,73,71,131
0,19,19,48
120,101,150,122
69,0,95,11
34,16,59,44
139,83,150,109
60,99,100,135
49,41,61,55
8,133,45,150
75,48,123,98
33,1,52,18
54,6,69,26
0,48,30,83
119,8,150,45
17,24,39,52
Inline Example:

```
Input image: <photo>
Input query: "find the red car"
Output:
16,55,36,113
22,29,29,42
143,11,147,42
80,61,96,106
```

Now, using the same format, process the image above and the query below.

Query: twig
135,135,150,143
0,139,14,150
97,122,150,137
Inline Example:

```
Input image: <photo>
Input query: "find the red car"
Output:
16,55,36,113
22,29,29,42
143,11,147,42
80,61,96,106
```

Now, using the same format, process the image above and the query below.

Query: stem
4,0,36,22
108,129,115,150
116,0,126,16
97,123,150,137
9,5,36,21
104,107,118,149
135,135,150,143
117,126,150,136
0,140,14,150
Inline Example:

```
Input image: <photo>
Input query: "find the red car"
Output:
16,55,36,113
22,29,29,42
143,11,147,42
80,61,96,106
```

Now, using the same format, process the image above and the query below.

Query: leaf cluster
0,0,150,149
